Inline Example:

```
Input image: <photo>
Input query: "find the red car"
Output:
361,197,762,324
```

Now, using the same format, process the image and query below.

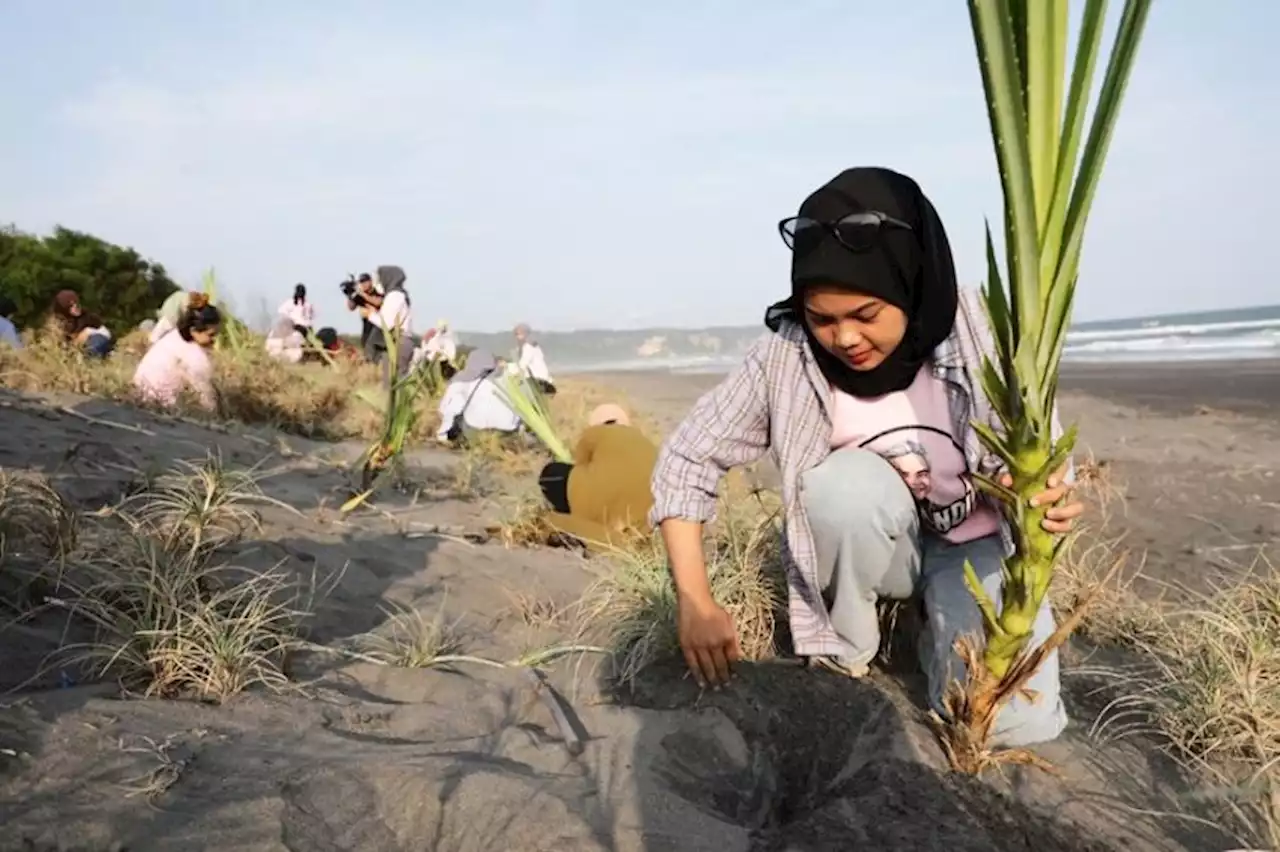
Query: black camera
341,275,369,308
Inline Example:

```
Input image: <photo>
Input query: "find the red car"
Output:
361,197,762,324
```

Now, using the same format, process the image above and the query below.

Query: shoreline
575,358,1280,422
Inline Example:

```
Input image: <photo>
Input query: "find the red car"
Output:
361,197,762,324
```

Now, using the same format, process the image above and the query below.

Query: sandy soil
1,359,1275,850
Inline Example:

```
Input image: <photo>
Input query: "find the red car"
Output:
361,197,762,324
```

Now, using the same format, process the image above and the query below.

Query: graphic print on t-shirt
858,424,976,536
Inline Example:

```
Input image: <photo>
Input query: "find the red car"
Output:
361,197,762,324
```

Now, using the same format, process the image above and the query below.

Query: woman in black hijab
765,166,958,398
649,167,1083,749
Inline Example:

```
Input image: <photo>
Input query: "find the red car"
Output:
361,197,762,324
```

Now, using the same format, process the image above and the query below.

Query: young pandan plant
494,373,572,463
939,0,1152,772
346,327,430,508
201,267,253,353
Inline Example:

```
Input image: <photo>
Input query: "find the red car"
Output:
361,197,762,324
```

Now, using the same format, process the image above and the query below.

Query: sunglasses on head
778,210,913,254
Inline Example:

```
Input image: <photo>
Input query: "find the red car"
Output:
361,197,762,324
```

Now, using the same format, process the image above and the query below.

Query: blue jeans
83,333,114,359
801,446,1067,747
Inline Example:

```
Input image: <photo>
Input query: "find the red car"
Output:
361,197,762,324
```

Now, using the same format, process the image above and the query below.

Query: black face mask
766,167,959,398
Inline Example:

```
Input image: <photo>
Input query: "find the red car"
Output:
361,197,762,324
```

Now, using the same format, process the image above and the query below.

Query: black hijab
765,167,958,398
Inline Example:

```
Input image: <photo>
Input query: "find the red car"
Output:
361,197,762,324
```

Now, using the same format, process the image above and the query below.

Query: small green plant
495,373,572,463
202,267,255,354
345,327,433,509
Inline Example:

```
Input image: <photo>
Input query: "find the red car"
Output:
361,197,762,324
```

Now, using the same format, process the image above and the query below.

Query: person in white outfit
512,322,556,395
410,320,459,377
278,284,315,336
436,349,520,444
264,316,304,364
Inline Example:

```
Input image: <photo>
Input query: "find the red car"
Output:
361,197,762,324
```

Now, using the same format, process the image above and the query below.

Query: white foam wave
1068,317,1280,343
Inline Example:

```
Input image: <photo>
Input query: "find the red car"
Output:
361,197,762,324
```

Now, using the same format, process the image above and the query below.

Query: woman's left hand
998,462,1084,535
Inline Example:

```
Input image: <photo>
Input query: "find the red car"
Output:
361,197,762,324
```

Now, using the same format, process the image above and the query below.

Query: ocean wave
553,319,1280,374
1068,317,1280,343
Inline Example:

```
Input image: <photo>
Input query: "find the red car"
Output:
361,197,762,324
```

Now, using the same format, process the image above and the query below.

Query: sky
1,1,1276,333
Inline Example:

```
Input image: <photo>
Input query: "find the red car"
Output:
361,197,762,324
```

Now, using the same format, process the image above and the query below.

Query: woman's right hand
677,593,740,688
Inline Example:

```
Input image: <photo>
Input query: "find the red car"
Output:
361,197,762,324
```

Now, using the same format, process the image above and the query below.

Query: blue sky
2,1,1275,333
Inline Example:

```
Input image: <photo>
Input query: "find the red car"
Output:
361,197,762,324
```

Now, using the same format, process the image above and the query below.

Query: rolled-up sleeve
649,339,772,526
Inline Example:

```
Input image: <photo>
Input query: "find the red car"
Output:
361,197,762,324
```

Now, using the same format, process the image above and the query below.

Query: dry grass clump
355,600,466,668
44,455,326,702
0,334,133,397
116,453,284,557
1045,458,1280,846
0,469,78,610
574,486,787,689
57,536,319,700
0,329,445,444
1120,562,1280,849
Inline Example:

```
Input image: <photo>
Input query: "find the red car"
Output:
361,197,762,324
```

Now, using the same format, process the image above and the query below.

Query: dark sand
1,358,1276,850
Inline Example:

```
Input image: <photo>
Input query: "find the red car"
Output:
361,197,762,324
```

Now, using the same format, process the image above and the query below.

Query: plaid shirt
650,290,1067,658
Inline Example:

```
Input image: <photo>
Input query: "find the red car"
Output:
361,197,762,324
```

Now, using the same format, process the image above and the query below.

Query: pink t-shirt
829,366,1001,544
132,330,215,410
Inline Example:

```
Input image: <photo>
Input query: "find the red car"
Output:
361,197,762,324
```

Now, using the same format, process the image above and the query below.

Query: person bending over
47,290,114,358
435,350,521,444
133,300,221,410
538,404,658,551
649,167,1084,748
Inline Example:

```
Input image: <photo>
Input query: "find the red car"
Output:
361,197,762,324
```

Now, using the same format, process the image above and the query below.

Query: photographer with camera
342,272,383,362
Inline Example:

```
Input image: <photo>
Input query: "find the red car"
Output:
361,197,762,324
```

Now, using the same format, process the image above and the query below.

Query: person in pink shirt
650,167,1085,748
132,300,221,410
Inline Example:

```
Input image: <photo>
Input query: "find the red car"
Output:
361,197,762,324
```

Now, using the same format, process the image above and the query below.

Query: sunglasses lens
784,218,824,253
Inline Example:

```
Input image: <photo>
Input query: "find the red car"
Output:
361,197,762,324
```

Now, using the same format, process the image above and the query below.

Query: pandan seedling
937,0,1152,773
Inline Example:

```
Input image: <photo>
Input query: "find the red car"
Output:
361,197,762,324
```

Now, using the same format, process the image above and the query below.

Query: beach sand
1,359,1276,850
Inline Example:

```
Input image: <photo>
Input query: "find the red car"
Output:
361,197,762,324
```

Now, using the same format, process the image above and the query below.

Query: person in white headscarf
264,316,304,364
435,349,520,444
410,319,459,377
511,322,556,395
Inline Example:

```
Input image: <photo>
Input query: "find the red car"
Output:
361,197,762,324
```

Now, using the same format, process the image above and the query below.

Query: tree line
0,225,178,331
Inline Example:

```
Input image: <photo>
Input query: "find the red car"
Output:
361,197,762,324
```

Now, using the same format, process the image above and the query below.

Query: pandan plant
494,373,573,463
201,267,253,353
939,0,1152,772
343,327,431,510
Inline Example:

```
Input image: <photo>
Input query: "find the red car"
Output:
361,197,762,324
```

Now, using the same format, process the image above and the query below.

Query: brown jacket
546,423,658,551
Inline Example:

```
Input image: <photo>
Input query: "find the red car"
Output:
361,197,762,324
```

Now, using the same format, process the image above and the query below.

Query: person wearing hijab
265,315,305,364
133,301,221,410
411,319,460,378
537,404,659,552
511,322,556,395
46,290,114,358
278,283,315,337
364,265,416,385
434,349,521,444
649,167,1084,748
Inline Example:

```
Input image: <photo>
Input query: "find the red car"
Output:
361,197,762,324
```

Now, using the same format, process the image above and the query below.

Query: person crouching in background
133,300,221,411
265,316,305,364
280,283,315,338
47,290,114,358
538,404,658,551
